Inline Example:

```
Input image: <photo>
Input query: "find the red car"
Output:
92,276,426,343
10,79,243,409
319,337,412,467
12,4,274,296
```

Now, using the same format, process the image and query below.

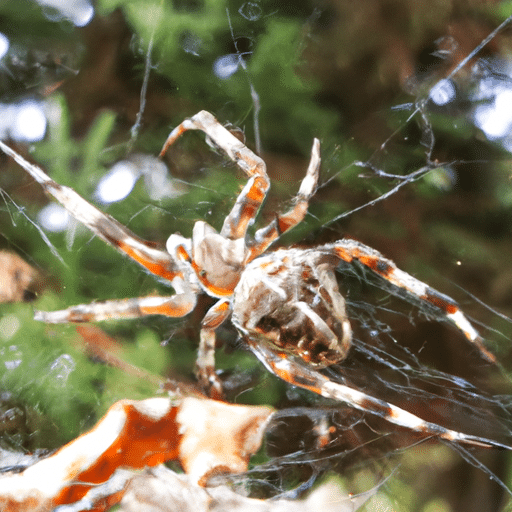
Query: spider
0,111,505,450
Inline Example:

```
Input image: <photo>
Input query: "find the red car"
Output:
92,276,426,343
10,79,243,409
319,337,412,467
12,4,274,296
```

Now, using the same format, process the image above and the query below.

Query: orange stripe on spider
422,288,458,315
198,278,235,297
359,255,393,276
245,177,267,202
217,301,230,312
117,241,181,282
333,246,353,262
140,301,194,317
271,365,324,395
176,244,191,262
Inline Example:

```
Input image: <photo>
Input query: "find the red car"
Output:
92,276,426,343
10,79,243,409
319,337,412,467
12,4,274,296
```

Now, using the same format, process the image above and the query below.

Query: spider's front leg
328,238,496,362
159,111,322,257
34,293,198,324
0,140,205,326
197,299,231,398
0,141,180,284
160,111,270,240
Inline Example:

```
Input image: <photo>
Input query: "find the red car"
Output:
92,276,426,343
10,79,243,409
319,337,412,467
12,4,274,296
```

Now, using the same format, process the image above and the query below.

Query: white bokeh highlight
213,54,240,79
474,87,512,140
37,203,71,233
94,161,139,204
0,101,47,142
36,0,94,27
12,101,47,141
0,32,9,60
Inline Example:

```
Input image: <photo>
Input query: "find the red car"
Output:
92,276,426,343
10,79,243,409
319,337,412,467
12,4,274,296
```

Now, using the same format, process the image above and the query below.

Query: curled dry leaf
116,465,379,512
53,466,379,512
0,396,274,511
0,251,40,303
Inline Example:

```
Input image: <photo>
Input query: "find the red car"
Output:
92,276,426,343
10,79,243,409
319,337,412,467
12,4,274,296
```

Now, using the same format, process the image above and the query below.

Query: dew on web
48,354,76,386
213,54,240,79
2,346,22,371
238,2,262,21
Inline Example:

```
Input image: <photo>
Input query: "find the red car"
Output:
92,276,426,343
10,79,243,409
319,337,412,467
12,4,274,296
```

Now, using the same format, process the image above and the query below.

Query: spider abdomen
232,249,352,367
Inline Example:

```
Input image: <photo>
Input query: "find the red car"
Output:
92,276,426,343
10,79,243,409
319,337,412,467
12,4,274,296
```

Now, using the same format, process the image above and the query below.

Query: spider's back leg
328,238,495,362
249,340,508,449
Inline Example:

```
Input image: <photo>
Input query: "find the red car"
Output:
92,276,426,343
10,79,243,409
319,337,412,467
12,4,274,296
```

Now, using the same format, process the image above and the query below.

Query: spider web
195,11,512,507
1,3,512,511
212,263,512,502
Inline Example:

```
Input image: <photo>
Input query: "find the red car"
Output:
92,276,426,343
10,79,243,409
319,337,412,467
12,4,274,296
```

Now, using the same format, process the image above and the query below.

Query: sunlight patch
473,87,512,139
429,79,455,106
2,345,22,370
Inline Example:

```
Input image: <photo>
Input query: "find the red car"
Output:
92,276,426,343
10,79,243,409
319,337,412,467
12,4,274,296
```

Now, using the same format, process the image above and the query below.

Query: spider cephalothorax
0,110,502,449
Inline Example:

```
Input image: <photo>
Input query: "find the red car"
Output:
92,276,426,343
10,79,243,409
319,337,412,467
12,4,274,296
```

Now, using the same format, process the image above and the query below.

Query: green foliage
0,97,183,446
96,0,340,153
0,0,76,41
0,301,100,447
34,95,117,190
0,297,175,448
248,18,339,149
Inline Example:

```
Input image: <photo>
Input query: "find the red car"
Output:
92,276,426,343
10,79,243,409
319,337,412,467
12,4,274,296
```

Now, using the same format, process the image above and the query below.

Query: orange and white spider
0,111,505,450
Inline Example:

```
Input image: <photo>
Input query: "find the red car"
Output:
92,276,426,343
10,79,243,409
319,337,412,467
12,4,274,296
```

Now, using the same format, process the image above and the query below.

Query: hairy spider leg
159,110,270,240
0,141,198,323
197,299,231,398
247,138,321,261
34,293,197,323
329,238,496,363
248,340,509,449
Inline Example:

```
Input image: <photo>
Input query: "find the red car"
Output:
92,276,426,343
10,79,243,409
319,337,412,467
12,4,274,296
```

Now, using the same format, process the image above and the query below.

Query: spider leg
248,139,321,261
248,340,510,449
159,111,270,240
328,238,495,362
197,299,231,398
34,293,197,323
0,141,181,284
